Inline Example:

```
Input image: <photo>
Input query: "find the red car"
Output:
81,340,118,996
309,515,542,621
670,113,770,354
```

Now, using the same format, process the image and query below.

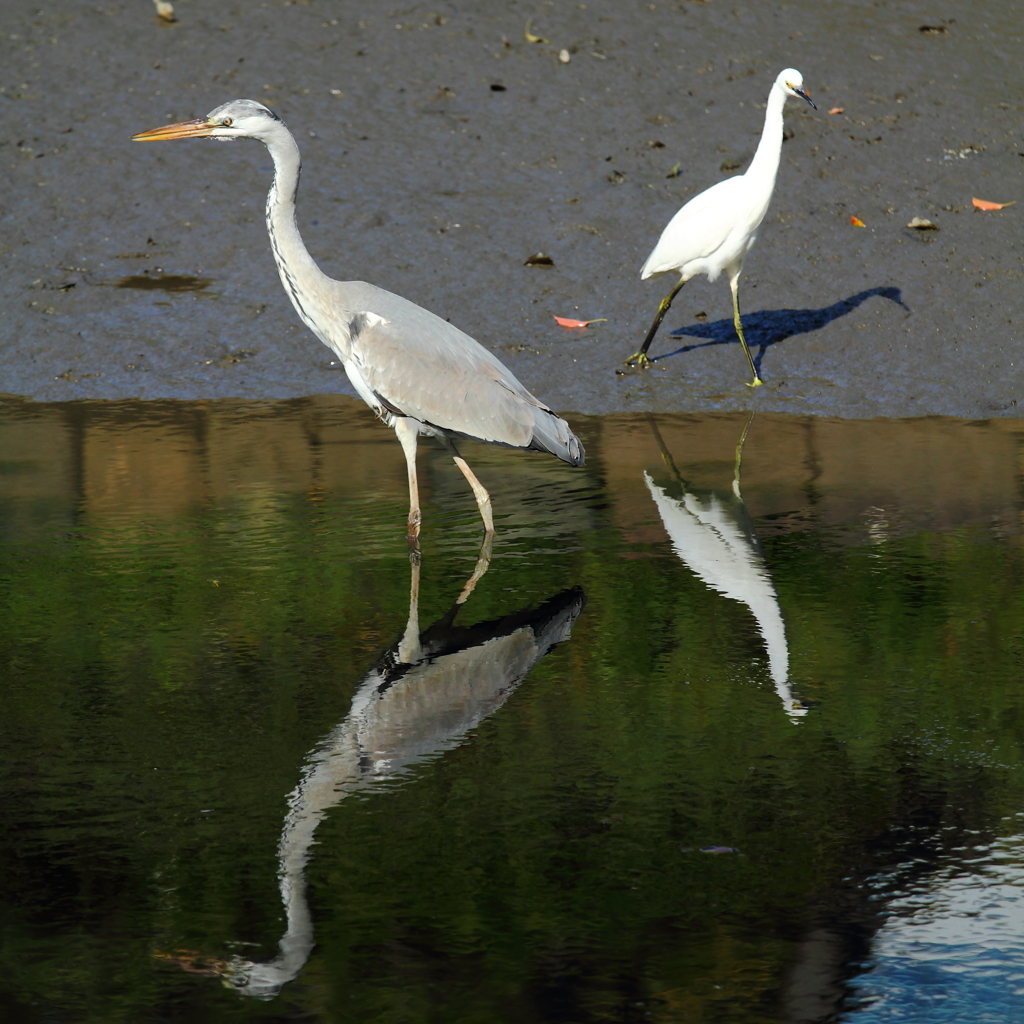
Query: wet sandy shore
1,0,1021,418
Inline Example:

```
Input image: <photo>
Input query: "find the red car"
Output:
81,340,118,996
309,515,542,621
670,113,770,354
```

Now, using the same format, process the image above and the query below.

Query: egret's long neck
745,83,788,202
263,125,331,321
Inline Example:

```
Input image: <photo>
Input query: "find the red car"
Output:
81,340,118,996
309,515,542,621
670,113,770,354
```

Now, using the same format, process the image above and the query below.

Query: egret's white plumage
133,99,583,539
644,479,800,717
645,415,807,720
626,68,816,384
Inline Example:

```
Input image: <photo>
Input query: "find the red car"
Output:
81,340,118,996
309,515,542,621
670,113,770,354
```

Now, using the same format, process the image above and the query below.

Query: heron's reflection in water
219,544,586,999
644,413,806,721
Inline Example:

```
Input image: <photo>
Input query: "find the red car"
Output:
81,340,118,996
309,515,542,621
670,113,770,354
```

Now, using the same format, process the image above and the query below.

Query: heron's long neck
263,126,331,319
745,84,787,203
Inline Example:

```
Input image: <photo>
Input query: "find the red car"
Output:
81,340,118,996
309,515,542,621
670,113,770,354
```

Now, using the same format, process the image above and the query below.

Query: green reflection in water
2,398,1024,1023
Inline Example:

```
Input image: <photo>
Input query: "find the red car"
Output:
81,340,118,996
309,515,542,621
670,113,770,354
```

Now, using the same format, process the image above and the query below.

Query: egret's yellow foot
625,352,652,368
745,377,763,388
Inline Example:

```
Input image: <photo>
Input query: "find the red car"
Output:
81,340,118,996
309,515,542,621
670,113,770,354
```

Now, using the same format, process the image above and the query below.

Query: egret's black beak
795,87,816,110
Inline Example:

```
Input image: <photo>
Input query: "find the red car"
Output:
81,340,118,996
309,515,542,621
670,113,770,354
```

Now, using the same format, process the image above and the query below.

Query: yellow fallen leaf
850,216,865,227
972,197,1015,211
525,19,549,44
553,315,607,328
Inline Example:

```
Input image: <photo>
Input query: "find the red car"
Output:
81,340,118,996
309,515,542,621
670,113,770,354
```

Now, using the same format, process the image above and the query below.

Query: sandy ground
0,0,1021,418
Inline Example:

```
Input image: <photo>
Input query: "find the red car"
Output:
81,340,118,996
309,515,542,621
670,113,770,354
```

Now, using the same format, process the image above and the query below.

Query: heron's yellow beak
132,117,214,142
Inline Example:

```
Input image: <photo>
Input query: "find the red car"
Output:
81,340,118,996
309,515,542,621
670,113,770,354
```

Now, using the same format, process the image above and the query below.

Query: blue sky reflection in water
2,396,1024,1023
848,828,1024,1022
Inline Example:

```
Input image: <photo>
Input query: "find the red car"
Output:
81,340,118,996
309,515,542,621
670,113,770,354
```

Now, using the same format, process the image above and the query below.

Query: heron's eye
222,118,233,127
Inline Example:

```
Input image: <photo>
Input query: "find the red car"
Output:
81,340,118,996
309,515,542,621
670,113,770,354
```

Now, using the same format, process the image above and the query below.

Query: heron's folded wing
346,311,543,447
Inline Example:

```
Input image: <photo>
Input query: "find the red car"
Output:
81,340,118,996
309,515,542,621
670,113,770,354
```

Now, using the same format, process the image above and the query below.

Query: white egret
626,68,816,385
132,100,584,539
645,414,807,720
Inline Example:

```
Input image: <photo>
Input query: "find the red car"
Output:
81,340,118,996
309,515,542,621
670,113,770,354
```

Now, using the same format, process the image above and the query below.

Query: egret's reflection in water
644,413,806,720
219,548,585,999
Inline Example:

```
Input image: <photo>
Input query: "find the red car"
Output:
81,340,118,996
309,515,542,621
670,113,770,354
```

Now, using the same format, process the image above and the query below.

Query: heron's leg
393,418,422,540
730,276,762,388
456,532,494,606
443,438,495,535
625,278,686,368
397,545,423,665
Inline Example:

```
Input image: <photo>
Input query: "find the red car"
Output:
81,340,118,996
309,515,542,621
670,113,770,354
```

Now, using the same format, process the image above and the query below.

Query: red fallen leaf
850,216,866,227
828,106,844,114
972,197,1015,211
553,315,608,328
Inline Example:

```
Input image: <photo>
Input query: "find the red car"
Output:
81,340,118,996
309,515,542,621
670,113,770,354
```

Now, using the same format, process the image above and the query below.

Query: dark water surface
3,397,1024,1023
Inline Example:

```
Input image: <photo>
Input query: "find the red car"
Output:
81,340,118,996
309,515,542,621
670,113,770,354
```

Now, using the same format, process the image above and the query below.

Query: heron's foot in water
406,513,422,545
745,376,764,389
624,352,652,368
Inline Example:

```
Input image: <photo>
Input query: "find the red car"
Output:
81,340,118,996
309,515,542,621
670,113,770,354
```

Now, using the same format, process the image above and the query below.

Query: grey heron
155,554,585,999
625,68,816,385
133,100,584,538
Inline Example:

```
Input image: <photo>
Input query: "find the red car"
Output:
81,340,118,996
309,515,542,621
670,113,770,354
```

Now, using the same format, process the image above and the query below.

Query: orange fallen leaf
553,315,608,328
972,197,1016,211
829,106,844,115
850,216,866,227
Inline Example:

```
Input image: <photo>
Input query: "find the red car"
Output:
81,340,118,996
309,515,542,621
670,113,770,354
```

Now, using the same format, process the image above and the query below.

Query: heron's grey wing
347,309,553,450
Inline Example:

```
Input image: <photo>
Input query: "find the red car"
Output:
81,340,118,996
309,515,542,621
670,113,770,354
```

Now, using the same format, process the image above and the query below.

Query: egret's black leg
625,278,686,368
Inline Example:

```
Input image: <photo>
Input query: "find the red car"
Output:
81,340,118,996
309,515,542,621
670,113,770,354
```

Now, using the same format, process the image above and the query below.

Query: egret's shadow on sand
655,286,908,372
